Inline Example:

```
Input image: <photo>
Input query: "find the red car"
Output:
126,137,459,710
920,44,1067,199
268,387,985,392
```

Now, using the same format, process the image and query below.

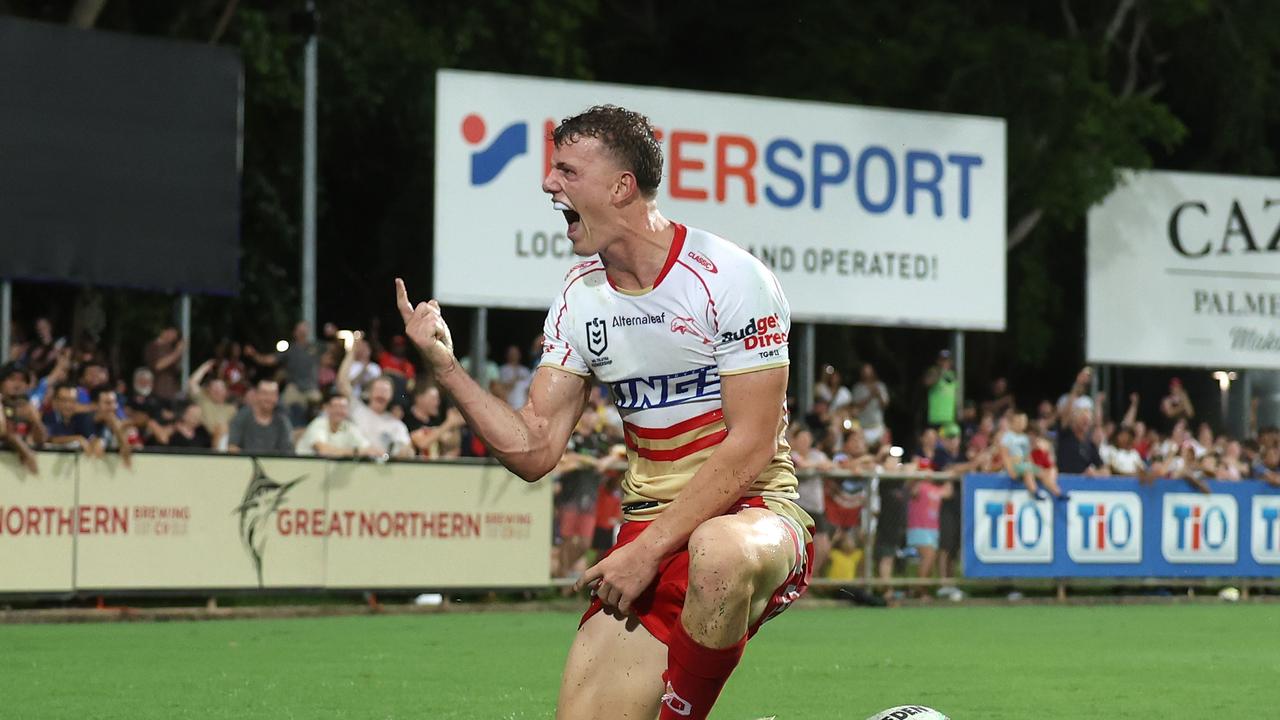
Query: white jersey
539,223,808,526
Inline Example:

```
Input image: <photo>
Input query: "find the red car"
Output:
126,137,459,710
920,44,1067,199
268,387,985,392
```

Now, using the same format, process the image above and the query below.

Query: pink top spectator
907,481,946,531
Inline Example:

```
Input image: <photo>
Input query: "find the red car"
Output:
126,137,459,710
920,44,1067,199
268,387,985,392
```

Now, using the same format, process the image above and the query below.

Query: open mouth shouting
553,200,582,236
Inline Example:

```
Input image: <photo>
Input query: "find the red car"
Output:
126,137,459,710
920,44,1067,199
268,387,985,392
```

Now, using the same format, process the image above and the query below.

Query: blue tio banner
962,474,1280,578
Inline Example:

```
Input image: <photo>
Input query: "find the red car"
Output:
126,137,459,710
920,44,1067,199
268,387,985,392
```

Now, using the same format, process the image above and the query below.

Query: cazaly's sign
434,70,1006,329
1088,170,1280,369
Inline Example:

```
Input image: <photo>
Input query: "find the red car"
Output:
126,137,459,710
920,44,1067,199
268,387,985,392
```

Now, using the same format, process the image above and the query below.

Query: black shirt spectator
1057,425,1104,474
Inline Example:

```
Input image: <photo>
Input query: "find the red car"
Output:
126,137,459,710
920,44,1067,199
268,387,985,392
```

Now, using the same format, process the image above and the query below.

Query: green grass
3,605,1279,718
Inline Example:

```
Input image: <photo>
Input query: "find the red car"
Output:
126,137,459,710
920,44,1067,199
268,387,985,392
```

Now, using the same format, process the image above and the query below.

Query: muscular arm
436,362,589,481
627,366,788,558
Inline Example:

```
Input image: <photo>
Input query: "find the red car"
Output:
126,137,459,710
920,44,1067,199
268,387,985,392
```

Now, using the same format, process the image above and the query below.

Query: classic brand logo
234,458,306,587
685,249,718,273
461,113,527,185
585,318,608,356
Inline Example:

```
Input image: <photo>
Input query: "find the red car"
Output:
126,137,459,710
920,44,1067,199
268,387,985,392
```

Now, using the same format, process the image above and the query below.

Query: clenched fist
395,278,456,372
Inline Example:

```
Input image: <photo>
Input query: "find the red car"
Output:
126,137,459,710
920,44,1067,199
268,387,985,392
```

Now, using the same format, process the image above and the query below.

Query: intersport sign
434,70,1006,329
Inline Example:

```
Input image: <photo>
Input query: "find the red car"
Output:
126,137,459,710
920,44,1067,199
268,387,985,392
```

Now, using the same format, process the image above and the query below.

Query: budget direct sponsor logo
719,313,787,351
1161,493,1237,564
1250,495,1280,564
454,112,986,218
461,113,528,185
1067,491,1141,564
973,489,1052,563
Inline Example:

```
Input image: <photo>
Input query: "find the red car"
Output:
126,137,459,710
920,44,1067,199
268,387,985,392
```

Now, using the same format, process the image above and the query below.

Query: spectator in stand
213,339,249,399
188,360,235,448
404,383,465,459
88,388,134,467
553,409,610,578
906,473,951,596
1103,426,1145,477
789,426,833,575
923,350,958,428
497,345,533,409
248,322,321,426
1160,377,1195,429
1,364,45,473
227,379,293,455
151,401,213,450
377,335,417,382
591,466,625,561
1253,445,1280,487
850,363,890,445
1216,439,1248,481
124,367,174,443
21,317,65,377
459,346,501,396
295,392,380,458
968,412,996,455
345,337,382,399
75,360,119,417
816,364,853,413
1035,399,1058,442
934,424,968,589
805,395,831,436
43,383,96,453
337,350,412,458
1007,411,1067,498
1056,408,1107,478
143,327,184,402
981,377,1016,418
1056,366,1095,424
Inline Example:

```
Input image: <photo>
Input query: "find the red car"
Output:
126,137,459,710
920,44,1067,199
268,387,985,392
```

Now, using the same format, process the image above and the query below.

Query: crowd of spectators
791,356,1280,598
0,317,555,471
5,318,1277,589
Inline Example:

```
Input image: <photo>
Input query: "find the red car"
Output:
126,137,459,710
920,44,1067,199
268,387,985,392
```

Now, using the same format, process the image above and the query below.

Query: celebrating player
396,105,813,720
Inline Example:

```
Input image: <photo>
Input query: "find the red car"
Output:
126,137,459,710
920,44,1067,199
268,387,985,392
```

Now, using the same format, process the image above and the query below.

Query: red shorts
558,507,596,540
579,497,815,646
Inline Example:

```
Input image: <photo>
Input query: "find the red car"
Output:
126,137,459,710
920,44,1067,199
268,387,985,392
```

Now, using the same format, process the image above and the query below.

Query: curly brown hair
551,105,662,198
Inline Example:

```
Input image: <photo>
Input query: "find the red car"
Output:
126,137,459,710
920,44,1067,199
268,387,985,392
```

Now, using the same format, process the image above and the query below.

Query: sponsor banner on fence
321,461,550,588
0,453,76,592
0,452,551,593
74,454,326,590
963,474,1280,577
435,69,1006,329
1087,169,1280,368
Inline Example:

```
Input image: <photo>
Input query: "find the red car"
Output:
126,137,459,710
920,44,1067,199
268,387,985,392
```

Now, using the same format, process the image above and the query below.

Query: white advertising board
434,70,1006,329
1088,169,1280,368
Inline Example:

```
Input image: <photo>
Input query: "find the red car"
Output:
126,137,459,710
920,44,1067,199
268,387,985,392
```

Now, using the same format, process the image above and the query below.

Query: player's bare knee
687,521,761,598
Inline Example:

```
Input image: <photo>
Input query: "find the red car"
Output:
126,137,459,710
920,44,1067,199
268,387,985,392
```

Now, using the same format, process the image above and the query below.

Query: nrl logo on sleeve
585,318,608,356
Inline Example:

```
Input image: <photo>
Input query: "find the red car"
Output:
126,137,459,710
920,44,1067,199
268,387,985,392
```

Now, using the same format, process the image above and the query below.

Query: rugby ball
865,706,949,720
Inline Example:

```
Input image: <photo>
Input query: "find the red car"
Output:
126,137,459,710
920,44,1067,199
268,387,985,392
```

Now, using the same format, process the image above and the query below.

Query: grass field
3,604,1279,719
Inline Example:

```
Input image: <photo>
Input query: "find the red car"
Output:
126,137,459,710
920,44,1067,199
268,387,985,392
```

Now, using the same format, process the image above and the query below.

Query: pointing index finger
395,278,414,321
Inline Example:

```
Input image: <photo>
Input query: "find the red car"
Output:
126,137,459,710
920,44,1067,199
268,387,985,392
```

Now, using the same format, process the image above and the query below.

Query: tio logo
1250,496,1280,565
973,489,1052,564
1067,491,1142,564
462,113,527,185
1161,493,1237,564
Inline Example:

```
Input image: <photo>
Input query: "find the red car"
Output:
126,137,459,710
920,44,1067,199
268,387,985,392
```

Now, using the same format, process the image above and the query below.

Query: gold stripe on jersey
717,359,790,377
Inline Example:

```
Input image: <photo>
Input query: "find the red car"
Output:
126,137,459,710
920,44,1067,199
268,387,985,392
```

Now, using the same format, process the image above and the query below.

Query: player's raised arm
395,279,589,481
